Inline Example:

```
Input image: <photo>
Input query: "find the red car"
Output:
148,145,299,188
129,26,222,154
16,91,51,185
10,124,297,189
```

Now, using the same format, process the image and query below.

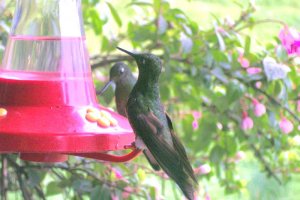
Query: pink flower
238,52,250,68
255,81,262,89
195,164,211,175
279,117,294,134
112,168,123,179
192,120,199,131
205,193,211,200
224,16,235,27
278,25,300,55
252,99,266,117
216,26,226,34
237,49,250,68
111,194,119,200
234,151,246,161
297,100,300,112
192,111,202,119
247,67,262,75
192,111,201,130
291,41,300,55
241,112,253,130
122,186,133,199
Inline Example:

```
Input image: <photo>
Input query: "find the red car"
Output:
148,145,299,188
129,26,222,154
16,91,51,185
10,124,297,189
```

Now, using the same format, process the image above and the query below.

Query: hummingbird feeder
0,0,140,163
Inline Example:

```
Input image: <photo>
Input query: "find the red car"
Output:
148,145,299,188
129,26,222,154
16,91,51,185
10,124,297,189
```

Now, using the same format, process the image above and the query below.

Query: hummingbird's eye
119,68,125,74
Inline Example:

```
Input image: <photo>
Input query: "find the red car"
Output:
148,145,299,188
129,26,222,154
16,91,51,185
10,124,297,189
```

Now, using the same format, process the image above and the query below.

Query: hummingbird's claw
124,139,146,150
124,142,136,149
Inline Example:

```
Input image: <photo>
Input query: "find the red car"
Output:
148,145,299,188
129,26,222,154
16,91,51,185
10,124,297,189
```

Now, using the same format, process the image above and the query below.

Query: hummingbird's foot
135,136,147,150
124,142,135,149
124,137,146,150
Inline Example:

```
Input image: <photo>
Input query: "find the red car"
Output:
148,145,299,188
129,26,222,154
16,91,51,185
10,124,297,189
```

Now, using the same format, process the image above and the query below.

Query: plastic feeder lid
0,0,140,163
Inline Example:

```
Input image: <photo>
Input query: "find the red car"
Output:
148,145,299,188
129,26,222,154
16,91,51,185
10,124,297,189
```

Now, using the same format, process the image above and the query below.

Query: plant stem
1,155,7,200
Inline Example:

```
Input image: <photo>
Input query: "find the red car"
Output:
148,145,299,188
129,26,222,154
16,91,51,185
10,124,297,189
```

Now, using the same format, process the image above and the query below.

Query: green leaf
107,2,122,27
221,134,237,156
153,0,161,13
137,168,146,182
226,81,245,105
210,145,225,164
89,9,104,34
265,109,277,124
244,35,251,55
27,169,44,187
149,186,157,200
196,115,217,151
128,23,156,44
211,67,228,83
72,179,93,193
211,50,228,62
100,184,112,200
216,31,226,51
46,182,62,196
90,186,102,200
127,2,153,7
101,36,110,52
82,0,99,6
276,45,288,62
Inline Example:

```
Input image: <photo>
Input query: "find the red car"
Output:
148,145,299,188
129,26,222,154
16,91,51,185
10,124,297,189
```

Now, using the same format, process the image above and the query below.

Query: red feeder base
0,105,140,162
0,73,140,163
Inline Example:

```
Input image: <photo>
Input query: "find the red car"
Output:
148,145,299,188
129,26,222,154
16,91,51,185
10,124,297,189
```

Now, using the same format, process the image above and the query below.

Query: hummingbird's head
117,47,162,79
109,62,132,83
97,62,132,96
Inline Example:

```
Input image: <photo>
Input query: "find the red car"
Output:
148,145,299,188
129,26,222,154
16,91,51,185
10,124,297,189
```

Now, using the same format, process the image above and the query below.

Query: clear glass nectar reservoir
1,0,89,75
0,0,96,106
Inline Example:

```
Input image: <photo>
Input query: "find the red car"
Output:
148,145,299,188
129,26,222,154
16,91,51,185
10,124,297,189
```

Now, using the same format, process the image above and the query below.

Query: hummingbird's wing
137,111,195,200
165,113,198,184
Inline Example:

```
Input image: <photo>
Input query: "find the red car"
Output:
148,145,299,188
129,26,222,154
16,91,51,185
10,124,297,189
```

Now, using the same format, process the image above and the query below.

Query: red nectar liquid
0,36,97,106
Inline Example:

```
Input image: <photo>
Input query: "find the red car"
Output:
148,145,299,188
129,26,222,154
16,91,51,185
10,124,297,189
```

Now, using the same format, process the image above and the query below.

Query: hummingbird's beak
117,47,137,58
96,80,114,95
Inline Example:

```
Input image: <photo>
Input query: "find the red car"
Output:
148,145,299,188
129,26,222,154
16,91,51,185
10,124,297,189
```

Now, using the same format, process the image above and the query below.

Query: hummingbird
97,62,136,117
117,47,198,200
97,62,161,171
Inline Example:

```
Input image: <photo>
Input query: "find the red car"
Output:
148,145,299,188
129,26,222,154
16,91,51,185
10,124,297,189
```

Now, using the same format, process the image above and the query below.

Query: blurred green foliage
1,0,300,199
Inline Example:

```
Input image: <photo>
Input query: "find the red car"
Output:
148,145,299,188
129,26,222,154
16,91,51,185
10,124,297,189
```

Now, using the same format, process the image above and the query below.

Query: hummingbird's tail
177,179,196,200
143,149,160,171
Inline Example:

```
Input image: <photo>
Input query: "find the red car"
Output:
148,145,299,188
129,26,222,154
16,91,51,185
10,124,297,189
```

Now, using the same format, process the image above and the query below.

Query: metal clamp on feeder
0,0,140,163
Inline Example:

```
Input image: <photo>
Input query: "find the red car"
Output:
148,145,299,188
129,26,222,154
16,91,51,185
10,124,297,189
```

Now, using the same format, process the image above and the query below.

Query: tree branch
254,87,300,123
90,54,190,69
235,19,286,33
91,55,134,69
22,163,147,198
7,157,33,200
1,155,7,200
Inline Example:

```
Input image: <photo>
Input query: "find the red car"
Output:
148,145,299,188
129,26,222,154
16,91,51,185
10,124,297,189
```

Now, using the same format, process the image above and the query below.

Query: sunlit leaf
46,182,63,196
107,2,122,27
